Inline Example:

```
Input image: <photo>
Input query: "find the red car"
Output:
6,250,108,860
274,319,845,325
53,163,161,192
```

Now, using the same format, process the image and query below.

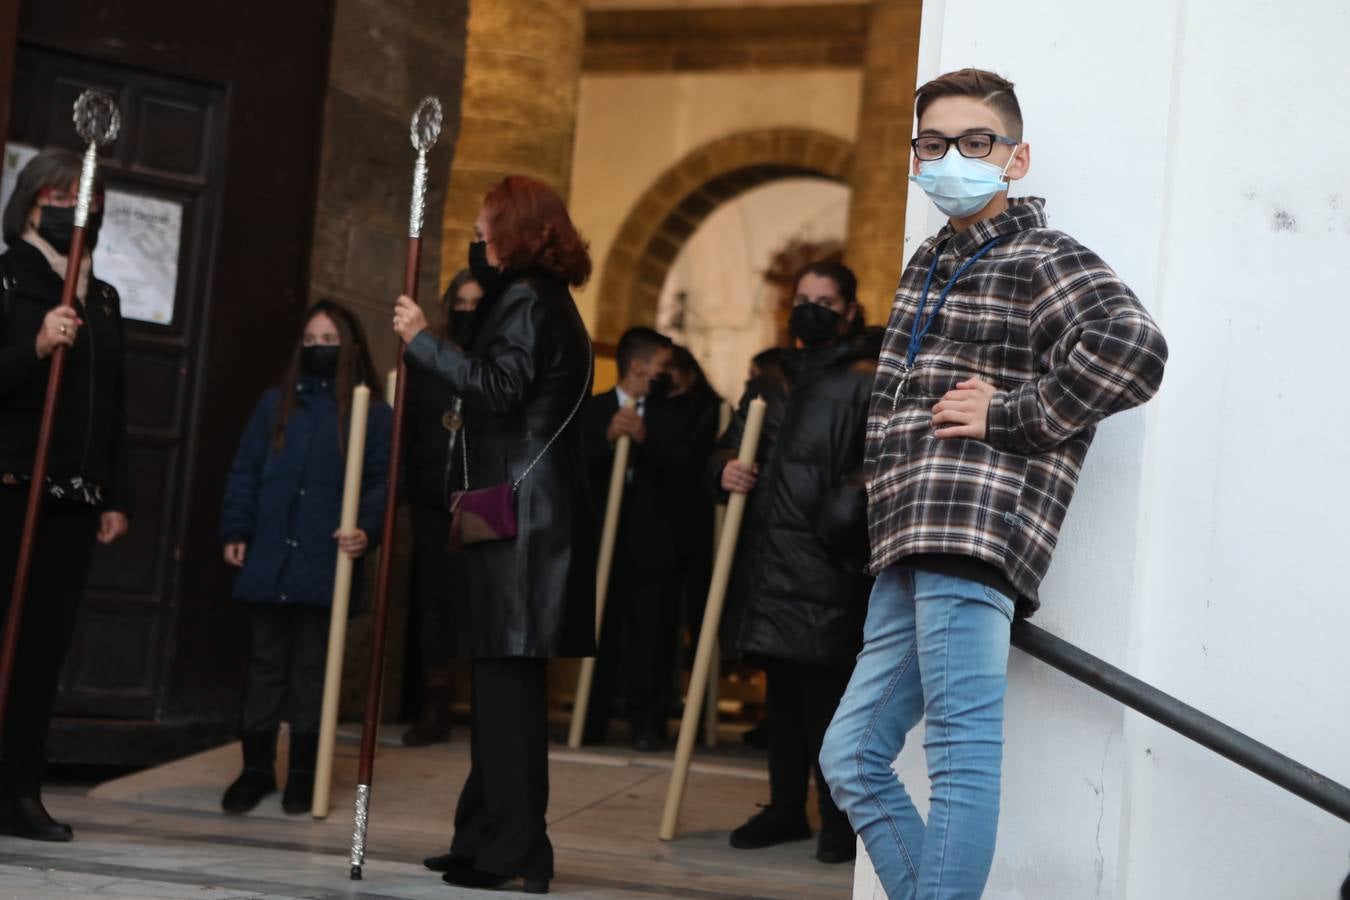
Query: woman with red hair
393,176,595,895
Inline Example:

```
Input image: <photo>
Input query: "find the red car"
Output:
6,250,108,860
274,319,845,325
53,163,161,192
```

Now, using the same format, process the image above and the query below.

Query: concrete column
440,0,586,292
843,0,922,323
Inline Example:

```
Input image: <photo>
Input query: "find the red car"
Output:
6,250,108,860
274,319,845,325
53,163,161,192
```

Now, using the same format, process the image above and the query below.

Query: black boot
281,732,318,814
0,796,73,842
221,729,278,814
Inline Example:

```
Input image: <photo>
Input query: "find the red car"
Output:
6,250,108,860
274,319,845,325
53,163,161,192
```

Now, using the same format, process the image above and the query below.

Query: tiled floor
0,727,853,899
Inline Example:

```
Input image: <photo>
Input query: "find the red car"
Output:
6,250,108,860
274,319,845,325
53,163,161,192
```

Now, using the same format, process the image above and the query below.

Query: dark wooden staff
0,92,120,739
349,95,442,881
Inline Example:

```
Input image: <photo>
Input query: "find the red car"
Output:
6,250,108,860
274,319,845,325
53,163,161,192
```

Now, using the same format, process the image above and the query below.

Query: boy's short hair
915,68,1023,141
616,326,672,376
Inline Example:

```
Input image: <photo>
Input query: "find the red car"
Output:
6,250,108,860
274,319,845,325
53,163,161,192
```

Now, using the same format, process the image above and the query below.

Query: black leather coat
715,337,878,671
403,271,595,659
0,240,130,510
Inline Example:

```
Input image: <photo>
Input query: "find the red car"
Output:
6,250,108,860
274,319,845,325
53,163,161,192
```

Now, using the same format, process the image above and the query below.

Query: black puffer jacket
715,335,879,671
0,240,130,510
403,270,595,659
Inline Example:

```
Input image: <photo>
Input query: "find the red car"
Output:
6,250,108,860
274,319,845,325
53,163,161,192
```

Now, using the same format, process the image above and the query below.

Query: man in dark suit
583,327,684,752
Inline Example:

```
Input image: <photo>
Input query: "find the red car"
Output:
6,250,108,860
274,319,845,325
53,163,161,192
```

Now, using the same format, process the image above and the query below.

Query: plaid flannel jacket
866,197,1168,611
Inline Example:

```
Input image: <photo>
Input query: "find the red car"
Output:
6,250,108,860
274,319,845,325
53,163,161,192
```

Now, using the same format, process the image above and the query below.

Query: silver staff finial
408,96,443,238
71,91,121,229
73,91,121,145
411,96,443,153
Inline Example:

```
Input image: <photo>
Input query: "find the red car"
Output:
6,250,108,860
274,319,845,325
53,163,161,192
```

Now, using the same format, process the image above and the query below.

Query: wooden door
7,46,226,719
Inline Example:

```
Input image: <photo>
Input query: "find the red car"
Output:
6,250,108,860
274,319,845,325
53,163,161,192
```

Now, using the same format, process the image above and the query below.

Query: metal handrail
1010,620,1350,824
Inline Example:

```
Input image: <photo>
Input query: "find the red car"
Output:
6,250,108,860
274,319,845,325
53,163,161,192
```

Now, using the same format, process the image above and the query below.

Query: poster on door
2,143,183,326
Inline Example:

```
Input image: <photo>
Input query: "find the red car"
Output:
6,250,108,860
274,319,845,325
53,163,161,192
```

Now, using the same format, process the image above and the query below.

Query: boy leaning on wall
818,68,1169,898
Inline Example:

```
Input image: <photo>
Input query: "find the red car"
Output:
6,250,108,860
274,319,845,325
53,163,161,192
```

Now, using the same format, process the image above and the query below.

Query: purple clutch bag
448,483,518,551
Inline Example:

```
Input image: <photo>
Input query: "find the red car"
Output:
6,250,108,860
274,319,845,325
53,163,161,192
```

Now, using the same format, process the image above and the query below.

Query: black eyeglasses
911,133,1018,161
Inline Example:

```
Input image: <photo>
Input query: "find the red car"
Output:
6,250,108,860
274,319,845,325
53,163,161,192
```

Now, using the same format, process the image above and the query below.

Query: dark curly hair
482,176,592,287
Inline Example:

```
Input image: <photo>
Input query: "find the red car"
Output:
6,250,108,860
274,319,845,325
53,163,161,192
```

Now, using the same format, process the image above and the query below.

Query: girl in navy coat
217,300,391,815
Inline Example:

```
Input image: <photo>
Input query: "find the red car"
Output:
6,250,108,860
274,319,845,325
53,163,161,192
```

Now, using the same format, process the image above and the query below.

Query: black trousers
241,604,328,736
451,658,552,880
409,504,455,670
764,659,854,840
0,490,99,798
586,554,680,739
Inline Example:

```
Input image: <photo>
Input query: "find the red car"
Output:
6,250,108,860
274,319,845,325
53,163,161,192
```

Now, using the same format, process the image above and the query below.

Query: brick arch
593,128,855,344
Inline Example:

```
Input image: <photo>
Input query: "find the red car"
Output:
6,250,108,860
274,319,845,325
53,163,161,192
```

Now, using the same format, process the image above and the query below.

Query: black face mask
301,345,341,379
790,303,844,348
648,371,675,401
468,241,500,293
37,205,103,256
449,310,476,341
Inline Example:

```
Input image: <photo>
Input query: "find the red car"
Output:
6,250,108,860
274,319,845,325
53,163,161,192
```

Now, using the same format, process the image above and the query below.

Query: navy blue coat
219,375,392,606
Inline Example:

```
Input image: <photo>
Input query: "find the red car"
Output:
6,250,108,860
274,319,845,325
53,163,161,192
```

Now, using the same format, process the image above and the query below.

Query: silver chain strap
461,330,594,493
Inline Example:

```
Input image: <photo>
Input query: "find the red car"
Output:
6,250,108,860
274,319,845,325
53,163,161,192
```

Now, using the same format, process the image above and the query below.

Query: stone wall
307,0,469,720
311,0,468,374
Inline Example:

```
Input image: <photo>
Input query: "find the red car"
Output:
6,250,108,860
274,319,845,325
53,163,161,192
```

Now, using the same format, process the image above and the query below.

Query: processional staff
348,95,442,881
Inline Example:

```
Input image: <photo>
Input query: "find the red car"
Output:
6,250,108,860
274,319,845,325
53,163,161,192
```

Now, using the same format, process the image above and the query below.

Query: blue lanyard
905,236,1003,369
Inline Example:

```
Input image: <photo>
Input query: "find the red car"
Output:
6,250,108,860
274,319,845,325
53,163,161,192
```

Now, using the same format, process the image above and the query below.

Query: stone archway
593,128,855,344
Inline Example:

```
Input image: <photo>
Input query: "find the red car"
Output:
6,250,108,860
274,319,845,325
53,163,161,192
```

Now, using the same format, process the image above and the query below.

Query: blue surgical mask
910,146,1018,219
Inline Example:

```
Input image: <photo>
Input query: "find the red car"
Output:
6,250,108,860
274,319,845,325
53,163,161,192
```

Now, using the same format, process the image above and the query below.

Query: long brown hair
272,300,379,454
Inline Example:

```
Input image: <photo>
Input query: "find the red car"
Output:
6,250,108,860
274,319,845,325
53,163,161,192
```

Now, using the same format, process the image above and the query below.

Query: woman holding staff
392,175,594,895
0,149,130,842
217,300,391,815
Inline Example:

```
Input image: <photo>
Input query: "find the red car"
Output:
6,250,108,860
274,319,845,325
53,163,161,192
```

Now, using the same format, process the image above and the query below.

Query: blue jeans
820,566,1013,899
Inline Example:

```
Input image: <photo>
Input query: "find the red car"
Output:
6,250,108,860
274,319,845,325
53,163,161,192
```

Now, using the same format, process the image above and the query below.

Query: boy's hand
606,407,646,445
932,377,997,440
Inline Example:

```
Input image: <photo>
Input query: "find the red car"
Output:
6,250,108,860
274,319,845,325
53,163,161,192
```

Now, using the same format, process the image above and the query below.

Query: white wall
856,1,1350,897
569,69,862,328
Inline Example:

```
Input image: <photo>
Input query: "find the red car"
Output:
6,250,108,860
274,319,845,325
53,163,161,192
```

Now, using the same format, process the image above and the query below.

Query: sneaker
728,806,812,850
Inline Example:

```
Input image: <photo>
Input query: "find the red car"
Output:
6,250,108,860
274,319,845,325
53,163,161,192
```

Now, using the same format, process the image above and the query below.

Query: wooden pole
567,396,636,748
660,397,765,840
349,242,416,879
701,400,733,750
312,384,372,818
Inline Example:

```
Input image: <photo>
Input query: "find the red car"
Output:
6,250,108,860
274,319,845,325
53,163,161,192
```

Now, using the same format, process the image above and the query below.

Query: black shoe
815,837,857,864
631,732,666,753
441,867,549,893
222,769,277,814
741,720,769,750
0,796,73,842
281,732,318,814
728,806,812,850
424,851,474,873
222,729,278,814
